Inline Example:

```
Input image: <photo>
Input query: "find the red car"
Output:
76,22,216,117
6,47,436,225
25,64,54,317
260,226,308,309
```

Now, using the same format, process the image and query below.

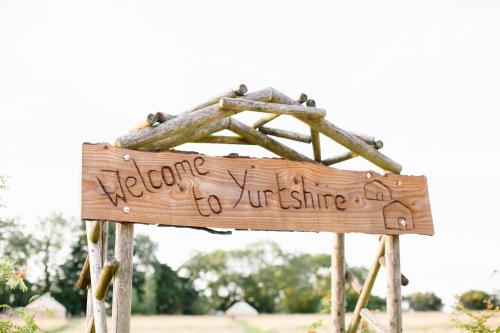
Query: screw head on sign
123,154,131,161
123,206,130,214
398,217,407,227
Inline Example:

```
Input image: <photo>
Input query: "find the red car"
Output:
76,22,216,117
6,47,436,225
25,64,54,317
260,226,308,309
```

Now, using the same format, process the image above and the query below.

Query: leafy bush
0,257,42,333
405,292,443,311
459,290,498,310
452,299,500,332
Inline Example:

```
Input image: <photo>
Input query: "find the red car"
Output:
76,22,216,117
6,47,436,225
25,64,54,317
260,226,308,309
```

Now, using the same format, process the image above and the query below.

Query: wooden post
86,289,94,333
95,257,119,300
219,97,327,118
85,221,107,333
76,256,91,290
111,223,134,333
360,309,389,333
228,118,316,163
331,233,345,332
347,239,385,333
259,126,312,143
386,235,402,333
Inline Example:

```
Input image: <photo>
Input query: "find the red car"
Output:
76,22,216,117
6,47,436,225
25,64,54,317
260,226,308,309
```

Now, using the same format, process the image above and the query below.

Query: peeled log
193,135,252,145
116,88,277,149
181,84,248,114
219,98,326,118
259,126,311,143
76,256,91,290
300,117,402,174
95,257,119,300
144,119,230,151
229,118,315,163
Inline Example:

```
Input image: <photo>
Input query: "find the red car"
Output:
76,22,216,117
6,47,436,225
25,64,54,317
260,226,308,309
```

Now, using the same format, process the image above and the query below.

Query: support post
331,233,345,332
347,238,385,333
386,235,402,333
111,223,134,333
85,221,107,333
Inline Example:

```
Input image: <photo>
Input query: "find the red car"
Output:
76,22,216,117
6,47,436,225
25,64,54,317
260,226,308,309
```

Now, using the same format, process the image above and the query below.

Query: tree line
0,212,498,316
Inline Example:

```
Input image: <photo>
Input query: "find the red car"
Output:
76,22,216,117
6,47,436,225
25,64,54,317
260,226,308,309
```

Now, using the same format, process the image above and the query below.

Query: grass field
32,312,500,333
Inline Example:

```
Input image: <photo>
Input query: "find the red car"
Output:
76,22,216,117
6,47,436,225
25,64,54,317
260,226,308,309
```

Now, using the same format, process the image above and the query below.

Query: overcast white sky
1,0,499,307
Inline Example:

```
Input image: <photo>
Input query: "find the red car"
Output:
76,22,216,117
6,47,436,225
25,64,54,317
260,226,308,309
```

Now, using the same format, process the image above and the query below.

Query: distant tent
225,301,258,316
25,293,67,318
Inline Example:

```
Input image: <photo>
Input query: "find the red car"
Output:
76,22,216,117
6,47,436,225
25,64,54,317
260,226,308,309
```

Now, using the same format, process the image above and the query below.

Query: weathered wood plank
82,143,433,235
220,98,326,118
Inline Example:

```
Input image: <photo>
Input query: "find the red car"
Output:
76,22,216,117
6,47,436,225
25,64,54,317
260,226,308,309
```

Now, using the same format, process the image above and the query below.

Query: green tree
459,290,498,310
280,253,330,313
182,241,335,314
0,179,38,307
0,258,41,333
34,213,68,292
0,175,7,208
405,292,443,311
53,221,88,315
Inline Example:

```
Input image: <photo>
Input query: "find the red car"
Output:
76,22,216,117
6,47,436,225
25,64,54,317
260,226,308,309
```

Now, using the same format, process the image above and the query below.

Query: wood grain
82,143,434,235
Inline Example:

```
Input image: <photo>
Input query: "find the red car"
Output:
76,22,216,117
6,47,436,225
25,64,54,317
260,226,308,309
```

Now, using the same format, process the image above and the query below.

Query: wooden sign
82,143,434,235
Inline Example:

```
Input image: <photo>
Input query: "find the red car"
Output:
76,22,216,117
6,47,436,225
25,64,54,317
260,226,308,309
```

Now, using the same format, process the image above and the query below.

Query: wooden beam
219,98,326,118
181,84,248,114
86,289,94,333
323,151,359,166
76,256,91,290
116,88,276,149
347,239,385,333
252,114,280,129
379,256,409,286
192,135,252,145
88,221,101,243
252,92,307,129
386,235,402,333
360,308,389,333
85,221,107,333
228,118,316,163
322,141,383,166
95,257,119,300
144,119,229,151
345,269,363,295
111,223,134,333
152,112,176,124
259,126,311,143
299,117,402,173
331,233,345,332
311,129,321,161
